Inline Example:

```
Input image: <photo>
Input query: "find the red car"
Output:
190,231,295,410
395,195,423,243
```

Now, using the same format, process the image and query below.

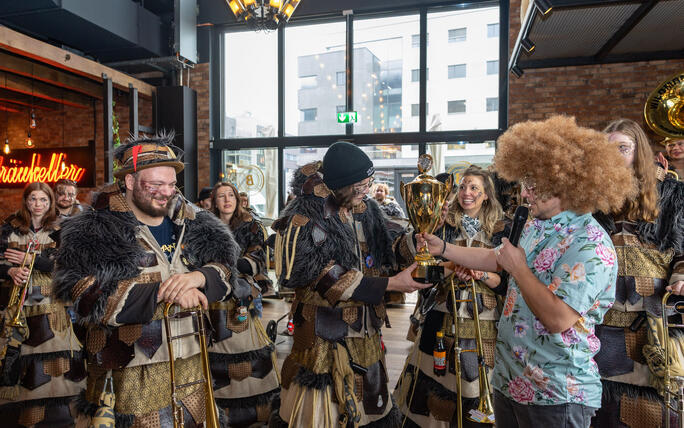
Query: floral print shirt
491,211,617,408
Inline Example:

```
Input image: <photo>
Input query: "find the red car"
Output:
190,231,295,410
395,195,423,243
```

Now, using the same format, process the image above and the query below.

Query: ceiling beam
0,70,90,109
0,104,21,113
0,25,155,98
0,51,102,100
594,0,657,60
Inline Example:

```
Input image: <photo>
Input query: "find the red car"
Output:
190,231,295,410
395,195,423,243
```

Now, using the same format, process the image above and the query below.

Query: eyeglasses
139,180,176,194
353,177,375,193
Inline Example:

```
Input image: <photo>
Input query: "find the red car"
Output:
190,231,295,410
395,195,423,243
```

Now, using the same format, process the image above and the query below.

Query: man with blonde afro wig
417,115,636,428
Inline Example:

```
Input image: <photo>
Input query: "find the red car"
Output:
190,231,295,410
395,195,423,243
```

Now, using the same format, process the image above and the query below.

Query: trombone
448,275,495,427
163,302,220,428
661,292,684,428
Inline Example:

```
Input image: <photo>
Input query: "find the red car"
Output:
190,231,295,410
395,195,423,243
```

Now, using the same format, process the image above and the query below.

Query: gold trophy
400,154,453,283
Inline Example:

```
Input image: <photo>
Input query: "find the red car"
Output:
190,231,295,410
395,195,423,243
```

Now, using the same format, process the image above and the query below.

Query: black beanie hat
322,141,375,190
198,186,213,201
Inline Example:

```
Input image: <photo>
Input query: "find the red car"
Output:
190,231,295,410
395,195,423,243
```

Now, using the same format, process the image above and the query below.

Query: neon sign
0,143,95,188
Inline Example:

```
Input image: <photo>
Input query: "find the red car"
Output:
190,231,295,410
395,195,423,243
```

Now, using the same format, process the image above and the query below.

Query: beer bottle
434,330,447,376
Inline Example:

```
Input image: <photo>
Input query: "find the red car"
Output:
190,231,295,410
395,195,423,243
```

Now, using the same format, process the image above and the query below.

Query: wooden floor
261,297,415,388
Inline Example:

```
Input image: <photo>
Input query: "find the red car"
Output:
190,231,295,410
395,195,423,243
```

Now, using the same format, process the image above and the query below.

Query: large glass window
426,141,496,180
285,20,346,137
223,31,278,138
448,28,467,42
427,5,500,131
283,144,420,213
221,148,279,219
353,14,419,134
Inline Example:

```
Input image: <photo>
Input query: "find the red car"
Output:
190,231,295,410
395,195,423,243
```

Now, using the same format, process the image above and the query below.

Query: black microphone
508,205,529,247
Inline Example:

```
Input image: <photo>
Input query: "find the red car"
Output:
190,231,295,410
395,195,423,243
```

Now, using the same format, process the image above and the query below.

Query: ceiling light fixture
226,0,303,31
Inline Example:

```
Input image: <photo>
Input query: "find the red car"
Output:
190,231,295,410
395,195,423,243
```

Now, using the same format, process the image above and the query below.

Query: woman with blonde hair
395,165,508,428
592,118,684,427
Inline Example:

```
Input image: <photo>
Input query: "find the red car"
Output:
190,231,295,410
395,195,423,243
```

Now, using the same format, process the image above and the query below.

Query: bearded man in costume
418,115,636,428
270,141,430,427
53,134,249,427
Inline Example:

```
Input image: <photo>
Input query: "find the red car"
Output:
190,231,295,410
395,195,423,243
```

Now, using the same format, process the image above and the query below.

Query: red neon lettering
0,153,86,185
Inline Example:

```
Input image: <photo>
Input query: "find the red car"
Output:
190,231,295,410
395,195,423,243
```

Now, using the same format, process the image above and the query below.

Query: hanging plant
112,100,121,148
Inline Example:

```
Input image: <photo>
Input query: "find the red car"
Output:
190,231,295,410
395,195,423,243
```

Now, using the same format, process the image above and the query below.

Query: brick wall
0,89,153,219
189,62,211,191
508,0,684,136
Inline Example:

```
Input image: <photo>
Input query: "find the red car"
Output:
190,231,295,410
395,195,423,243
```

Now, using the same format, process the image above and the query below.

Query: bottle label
434,351,446,369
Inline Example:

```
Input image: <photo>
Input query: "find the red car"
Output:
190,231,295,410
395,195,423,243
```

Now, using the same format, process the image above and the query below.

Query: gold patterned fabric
603,309,639,327
86,355,203,416
615,246,673,279
619,394,662,428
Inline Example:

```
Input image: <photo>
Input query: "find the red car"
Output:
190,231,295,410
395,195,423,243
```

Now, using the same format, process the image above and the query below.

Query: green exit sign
337,111,358,123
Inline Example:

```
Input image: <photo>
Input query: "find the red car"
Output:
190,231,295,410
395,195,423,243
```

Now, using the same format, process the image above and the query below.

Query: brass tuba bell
644,71,684,140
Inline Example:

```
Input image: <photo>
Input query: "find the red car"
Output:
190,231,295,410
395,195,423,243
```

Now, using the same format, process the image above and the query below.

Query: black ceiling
509,0,684,75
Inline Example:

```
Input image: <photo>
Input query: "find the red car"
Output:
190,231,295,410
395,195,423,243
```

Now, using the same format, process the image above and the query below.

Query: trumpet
163,302,219,428
449,275,495,426
2,241,37,329
661,292,684,428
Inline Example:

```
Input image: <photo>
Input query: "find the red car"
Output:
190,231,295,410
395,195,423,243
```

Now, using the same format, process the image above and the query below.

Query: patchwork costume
592,175,684,428
0,215,86,428
395,213,508,428
208,212,280,427
270,156,412,427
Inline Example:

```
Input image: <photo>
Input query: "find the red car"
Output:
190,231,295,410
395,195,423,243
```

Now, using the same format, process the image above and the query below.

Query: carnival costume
395,209,508,428
208,211,280,427
592,174,684,428
0,214,85,428
270,148,413,427
53,138,246,428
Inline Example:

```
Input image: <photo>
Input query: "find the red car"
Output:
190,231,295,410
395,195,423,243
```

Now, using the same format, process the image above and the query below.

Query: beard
132,181,173,217
56,200,73,210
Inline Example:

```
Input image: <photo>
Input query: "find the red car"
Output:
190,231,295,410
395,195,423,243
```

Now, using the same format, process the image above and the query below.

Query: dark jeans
493,390,597,428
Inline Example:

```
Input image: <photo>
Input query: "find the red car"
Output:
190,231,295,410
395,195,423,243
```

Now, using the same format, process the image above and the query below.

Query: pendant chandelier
226,0,302,31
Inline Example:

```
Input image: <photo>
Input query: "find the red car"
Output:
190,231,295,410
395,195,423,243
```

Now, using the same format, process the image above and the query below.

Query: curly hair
603,119,659,223
494,115,636,214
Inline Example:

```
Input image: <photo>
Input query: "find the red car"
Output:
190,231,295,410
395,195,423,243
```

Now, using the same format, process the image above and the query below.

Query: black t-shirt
148,217,177,262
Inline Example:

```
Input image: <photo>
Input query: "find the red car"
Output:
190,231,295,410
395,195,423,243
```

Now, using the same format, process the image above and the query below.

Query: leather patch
138,251,159,268
20,358,51,390
210,356,231,390
76,281,104,318
291,214,310,228
312,224,327,246
362,360,389,415
408,370,430,416
64,353,87,382
427,393,456,422
137,319,163,359
292,308,315,352
226,307,249,334
635,276,655,297
281,357,299,389
595,325,634,378
43,357,70,377
354,373,364,403
25,313,55,347
227,407,258,428
251,353,274,379
620,394,662,428
119,324,143,345
316,264,346,297
87,327,107,355
18,404,45,427
625,326,648,364
209,308,232,342
300,161,322,176
181,387,206,426
314,183,331,198
459,338,479,382
94,329,135,369
342,306,360,328
482,292,497,310
368,305,384,330
228,360,252,382
315,306,347,342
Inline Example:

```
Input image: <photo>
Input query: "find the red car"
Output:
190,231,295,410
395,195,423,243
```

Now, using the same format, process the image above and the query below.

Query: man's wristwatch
481,271,489,281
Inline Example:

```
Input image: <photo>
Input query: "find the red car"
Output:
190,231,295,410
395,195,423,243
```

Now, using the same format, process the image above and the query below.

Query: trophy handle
443,174,454,200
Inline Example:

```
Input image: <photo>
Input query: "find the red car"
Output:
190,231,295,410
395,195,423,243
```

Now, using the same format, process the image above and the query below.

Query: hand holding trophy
400,154,453,283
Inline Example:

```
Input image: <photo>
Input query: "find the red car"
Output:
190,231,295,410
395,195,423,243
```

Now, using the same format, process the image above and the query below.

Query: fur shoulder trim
357,197,397,273
184,210,240,269
636,177,684,253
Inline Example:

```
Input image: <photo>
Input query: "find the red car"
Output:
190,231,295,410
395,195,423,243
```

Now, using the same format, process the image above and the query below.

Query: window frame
210,1,509,212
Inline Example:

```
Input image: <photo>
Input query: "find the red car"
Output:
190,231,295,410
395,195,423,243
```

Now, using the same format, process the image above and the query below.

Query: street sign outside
337,111,358,123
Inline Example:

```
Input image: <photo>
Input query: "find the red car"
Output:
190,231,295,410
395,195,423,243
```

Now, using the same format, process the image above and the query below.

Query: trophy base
413,263,444,284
